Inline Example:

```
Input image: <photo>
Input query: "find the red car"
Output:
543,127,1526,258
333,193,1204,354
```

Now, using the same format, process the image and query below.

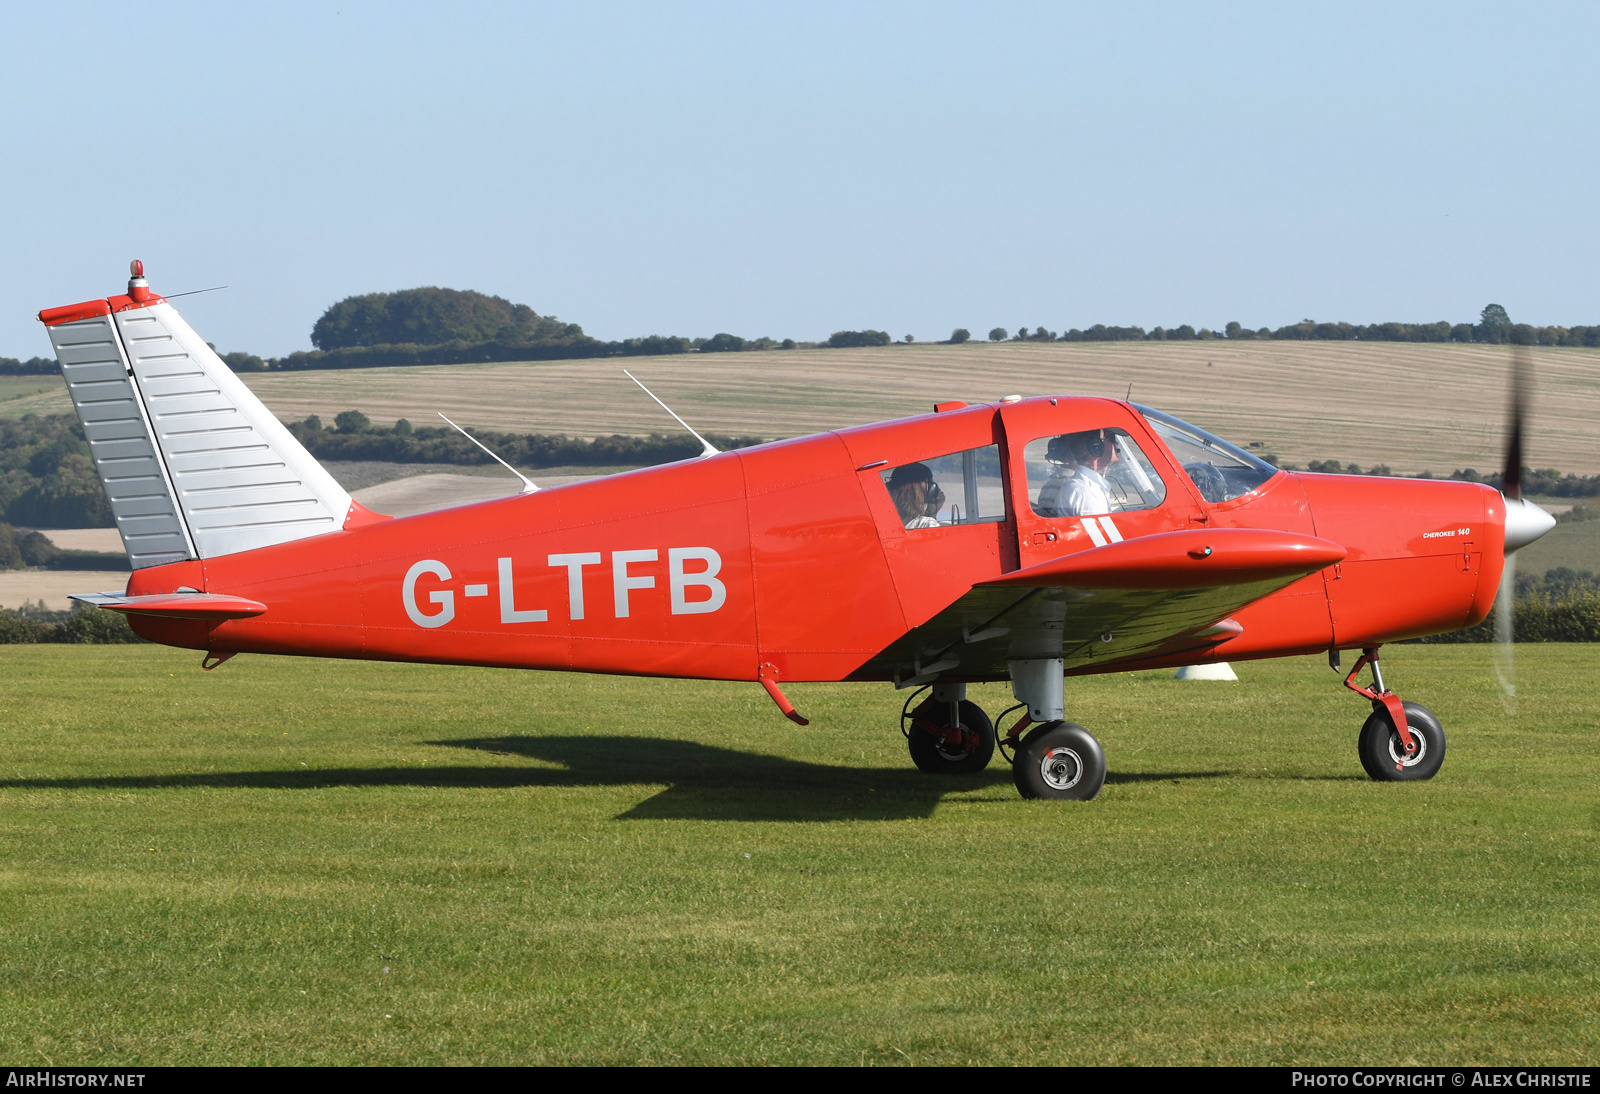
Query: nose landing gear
1340,646,1446,781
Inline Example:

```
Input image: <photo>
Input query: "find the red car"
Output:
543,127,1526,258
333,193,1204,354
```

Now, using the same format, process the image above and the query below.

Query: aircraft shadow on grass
0,736,1229,822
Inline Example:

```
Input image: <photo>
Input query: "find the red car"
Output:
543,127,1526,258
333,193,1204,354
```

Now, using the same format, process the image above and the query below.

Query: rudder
39,263,357,569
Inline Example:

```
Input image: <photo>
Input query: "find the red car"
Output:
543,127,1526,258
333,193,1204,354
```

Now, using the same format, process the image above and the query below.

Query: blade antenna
624,369,719,458
437,412,538,494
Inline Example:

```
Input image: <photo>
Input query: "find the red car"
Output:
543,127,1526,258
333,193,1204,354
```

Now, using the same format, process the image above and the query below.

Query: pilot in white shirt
1036,430,1119,517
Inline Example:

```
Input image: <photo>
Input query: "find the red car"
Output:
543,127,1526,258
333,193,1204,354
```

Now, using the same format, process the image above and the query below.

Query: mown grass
0,644,1596,1065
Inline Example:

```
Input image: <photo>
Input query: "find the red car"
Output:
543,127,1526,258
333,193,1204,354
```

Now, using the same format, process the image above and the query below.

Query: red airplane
37,264,1556,800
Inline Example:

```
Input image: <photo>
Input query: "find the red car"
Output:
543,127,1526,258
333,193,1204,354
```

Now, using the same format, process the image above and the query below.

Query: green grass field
1,644,1596,1064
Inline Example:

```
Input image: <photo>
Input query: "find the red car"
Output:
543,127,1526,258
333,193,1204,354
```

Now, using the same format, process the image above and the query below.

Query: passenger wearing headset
1036,429,1120,516
887,462,945,528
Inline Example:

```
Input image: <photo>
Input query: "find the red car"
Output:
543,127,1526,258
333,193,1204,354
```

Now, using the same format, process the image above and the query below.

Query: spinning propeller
1494,347,1558,713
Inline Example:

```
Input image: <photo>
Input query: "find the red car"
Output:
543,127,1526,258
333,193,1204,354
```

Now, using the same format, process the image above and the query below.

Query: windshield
1133,404,1279,504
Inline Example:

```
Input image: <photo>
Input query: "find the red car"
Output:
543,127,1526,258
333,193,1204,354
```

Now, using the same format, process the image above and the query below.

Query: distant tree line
974,306,1600,348
1279,459,1600,499
288,414,767,470
0,602,139,644
0,357,57,376
12,291,1600,376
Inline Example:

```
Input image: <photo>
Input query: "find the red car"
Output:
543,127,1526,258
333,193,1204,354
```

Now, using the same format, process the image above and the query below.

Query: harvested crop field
239,341,1600,476
9,342,1598,476
0,570,129,611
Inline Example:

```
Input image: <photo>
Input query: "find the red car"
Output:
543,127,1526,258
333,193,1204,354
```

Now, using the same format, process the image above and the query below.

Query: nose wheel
1358,700,1445,781
1339,646,1446,782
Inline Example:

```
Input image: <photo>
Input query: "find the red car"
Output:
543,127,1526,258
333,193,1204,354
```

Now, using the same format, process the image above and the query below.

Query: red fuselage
122,398,1506,682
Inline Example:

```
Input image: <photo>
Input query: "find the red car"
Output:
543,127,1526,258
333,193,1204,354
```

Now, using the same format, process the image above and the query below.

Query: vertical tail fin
39,264,355,569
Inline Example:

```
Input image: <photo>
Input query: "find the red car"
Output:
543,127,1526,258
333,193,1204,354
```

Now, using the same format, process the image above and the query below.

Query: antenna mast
624,370,719,458
437,413,538,493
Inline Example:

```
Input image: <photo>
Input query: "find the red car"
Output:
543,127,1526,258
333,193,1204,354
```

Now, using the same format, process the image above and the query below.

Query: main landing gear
1339,646,1446,782
901,659,1107,801
902,682,995,774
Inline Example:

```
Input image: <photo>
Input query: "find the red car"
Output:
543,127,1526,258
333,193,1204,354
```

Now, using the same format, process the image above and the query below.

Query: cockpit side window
1023,428,1166,517
879,444,1006,529
1133,404,1279,504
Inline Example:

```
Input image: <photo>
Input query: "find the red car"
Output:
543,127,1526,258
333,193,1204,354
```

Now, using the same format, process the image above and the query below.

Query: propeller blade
1501,347,1529,501
1492,547,1516,715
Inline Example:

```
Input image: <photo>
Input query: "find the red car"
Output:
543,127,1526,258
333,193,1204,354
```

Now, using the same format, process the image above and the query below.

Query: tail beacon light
38,262,356,569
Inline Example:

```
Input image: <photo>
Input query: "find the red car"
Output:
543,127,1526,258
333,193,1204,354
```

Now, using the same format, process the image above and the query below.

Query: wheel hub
1387,726,1427,767
1039,745,1083,790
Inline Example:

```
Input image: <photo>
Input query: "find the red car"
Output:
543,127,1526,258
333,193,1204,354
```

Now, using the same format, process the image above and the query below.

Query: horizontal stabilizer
978,528,1345,591
71,591,267,620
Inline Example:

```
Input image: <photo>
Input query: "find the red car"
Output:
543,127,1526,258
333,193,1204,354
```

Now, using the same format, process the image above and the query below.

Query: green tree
335,410,370,433
700,333,747,353
311,288,574,350
1477,304,1512,344
824,331,892,348
948,329,970,344
221,351,265,372
988,328,1007,342
8,454,112,528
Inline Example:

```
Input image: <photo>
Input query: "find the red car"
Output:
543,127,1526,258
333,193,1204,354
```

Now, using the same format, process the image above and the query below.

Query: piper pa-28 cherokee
38,264,1556,800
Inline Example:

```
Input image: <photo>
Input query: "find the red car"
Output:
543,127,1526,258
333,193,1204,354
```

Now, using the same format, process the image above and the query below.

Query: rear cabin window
880,445,1006,528
1133,404,1278,504
1022,428,1166,517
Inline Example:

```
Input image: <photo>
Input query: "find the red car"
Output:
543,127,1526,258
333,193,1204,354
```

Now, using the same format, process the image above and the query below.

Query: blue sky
3,1,1596,357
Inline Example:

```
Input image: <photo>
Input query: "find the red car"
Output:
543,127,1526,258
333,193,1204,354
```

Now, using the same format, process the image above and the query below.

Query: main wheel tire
1358,701,1445,782
907,698,995,774
1012,721,1106,800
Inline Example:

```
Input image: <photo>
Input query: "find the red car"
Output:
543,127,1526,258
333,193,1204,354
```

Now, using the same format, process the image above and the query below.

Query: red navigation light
130,259,144,278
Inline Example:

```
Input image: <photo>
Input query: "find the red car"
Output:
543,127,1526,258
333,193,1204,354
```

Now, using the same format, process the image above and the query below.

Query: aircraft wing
848,528,1344,684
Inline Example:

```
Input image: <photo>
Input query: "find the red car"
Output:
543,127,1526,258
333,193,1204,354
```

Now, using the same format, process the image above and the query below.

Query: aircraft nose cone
1504,496,1557,552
